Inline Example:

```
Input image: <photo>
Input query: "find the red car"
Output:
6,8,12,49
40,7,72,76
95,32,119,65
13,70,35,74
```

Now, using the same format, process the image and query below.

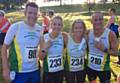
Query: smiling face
71,19,86,38
50,16,63,34
91,12,104,29
73,22,84,37
24,3,38,27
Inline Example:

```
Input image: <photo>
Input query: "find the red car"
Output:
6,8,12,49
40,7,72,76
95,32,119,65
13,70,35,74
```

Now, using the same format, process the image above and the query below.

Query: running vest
65,36,86,72
9,21,42,72
43,33,64,72
42,17,49,33
88,28,110,71
0,17,10,33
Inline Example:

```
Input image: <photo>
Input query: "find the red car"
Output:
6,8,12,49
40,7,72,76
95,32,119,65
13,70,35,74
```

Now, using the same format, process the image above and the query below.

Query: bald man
86,11,118,83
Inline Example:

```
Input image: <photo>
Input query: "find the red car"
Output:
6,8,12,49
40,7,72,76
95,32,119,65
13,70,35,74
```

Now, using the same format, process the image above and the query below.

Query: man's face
91,13,104,29
25,6,38,26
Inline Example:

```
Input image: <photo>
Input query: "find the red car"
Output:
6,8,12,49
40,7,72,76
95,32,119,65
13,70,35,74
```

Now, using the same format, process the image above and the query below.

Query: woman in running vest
64,19,87,83
40,16,66,83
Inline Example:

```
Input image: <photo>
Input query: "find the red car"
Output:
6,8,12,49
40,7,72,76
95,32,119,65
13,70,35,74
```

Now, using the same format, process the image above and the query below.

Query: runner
48,9,55,21
41,10,49,34
64,19,87,83
86,11,118,83
105,8,120,65
1,2,43,83
0,10,11,46
40,16,65,83
47,10,55,34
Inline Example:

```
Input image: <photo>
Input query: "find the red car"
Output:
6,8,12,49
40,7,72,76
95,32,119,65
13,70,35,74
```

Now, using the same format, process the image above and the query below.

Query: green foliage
62,20,72,32
0,0,28,9
40,3,120,15
40,4,88,13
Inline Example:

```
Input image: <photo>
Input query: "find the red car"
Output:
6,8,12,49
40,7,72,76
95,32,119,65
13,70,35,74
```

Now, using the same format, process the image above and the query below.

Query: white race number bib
25,47,37,62
88,54,104,70
70,56,84,71
48,55,63,72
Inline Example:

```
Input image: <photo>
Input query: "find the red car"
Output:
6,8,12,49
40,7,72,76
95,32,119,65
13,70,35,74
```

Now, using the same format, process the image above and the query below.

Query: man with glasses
0,10,11,46
86,11,118,83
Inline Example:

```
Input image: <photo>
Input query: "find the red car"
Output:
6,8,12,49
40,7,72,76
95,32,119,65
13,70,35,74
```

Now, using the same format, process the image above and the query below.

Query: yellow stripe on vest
14,38,22,72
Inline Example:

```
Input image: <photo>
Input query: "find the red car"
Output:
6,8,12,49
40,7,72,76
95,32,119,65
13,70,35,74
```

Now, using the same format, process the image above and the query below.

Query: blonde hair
70,19,86,37
50,16,63,26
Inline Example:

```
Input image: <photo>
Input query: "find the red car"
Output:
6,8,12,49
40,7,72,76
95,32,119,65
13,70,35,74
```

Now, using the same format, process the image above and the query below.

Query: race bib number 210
88,54,104,70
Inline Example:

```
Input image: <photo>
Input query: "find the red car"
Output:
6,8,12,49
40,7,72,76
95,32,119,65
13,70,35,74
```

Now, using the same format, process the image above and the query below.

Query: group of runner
1,2,120,83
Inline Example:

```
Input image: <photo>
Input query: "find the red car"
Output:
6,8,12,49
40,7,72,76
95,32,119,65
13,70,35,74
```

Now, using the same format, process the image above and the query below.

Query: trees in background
0,0,28,10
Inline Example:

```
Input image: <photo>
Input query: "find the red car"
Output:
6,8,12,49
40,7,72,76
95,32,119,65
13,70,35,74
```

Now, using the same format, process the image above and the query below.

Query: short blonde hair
70,19,86,36
50,16,63,26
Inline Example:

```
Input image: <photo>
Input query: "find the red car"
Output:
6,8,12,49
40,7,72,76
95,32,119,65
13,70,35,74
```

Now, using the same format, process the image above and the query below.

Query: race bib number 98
25,47,37,62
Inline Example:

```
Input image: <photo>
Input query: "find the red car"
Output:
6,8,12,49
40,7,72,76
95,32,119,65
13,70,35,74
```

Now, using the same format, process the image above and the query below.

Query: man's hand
94,40,105,52
3,67,10,81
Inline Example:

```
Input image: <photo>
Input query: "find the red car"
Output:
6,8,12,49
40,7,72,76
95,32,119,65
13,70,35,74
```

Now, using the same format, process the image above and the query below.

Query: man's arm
108,31,118,55
38,35,46,60
1,23,18,81
94,30,118,55
1,44,10,81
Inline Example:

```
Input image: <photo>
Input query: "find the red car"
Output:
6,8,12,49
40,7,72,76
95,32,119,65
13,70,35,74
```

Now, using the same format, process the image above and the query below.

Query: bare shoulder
62,32,68,45
109,30,118,46
62,32,68,36
62,32,68,39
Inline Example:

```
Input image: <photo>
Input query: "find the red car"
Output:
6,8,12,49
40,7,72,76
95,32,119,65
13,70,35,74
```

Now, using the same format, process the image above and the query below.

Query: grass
0,3,120,83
